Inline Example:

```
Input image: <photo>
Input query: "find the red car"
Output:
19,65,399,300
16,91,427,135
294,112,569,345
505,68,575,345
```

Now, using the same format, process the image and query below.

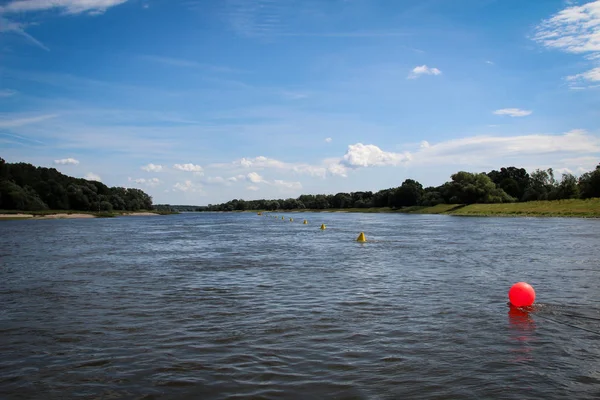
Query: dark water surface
1,212,599,399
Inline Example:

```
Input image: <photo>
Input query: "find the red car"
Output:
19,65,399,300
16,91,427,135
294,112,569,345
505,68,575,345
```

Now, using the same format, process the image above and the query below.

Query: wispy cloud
247,171,266,183
0,113,57,128
280,30,411,38
141,163,163,172
325,137,332,143
173,163,204,173
533,0,600,54
139,55,244,73
129,177,161,187
0,89,17,97
173,180,203,193
567,67,600,83
533,0,600,88
84,172,102,182
222,0,284,37
0,0,130,15
54,158,79,165
0,16,49,51
408,65,442,79
493,108,532,117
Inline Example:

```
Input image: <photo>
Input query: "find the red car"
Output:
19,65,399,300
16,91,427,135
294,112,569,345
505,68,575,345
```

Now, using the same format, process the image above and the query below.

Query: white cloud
85,172,101,182
54,157,79,165
273,180,302,190
0,89,17,97
325,137,333,143
411,129,600,166
533,1,600,88
237,156,287,169
493,108,533,117
0,16,49,51
246,185,259,191
141,163,163,172
0,114,57,128
0,0,130,15
567,67,600,83
341,143,412,168
408,65,442,79
173,180,202,192
227,174,246,182
533,0,600,54
485,60,494,65
130,177,161,187
247,172,266,183
420,140,430,149
173,163,203,173
327,163,348,177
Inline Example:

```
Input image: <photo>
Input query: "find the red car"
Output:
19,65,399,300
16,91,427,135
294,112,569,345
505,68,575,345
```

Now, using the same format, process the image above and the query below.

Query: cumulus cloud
408,65,442,79
247,172,266,183
420,140,430,149
141,163,163,172
341,143,412,168
84,173,101,182
54,158,79,165
493,108,532,117
325,137,332,143
173,163,203,173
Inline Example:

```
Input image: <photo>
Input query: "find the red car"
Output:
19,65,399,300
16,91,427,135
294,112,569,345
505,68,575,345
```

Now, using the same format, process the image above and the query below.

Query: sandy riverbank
0,213,96,219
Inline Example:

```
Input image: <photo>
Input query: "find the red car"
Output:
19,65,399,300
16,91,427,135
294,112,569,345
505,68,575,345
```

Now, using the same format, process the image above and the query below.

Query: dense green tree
487,167,530,200
578,164,600,199
389,179,424,208
443,171,514,204
0,158,154,212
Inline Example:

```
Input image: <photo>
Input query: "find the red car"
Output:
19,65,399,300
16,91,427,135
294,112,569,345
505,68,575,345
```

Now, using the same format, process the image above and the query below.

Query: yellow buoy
289,218,293,222
282,216,285,220
303,220,308,224
320,224,326,230
257,212,262,215
356,232,367,242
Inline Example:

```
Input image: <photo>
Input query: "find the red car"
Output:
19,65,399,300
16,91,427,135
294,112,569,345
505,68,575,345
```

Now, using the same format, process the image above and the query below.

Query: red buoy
509,282,536,307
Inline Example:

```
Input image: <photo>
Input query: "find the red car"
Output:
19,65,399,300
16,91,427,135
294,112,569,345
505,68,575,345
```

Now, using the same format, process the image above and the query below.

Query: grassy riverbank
254,198,600,218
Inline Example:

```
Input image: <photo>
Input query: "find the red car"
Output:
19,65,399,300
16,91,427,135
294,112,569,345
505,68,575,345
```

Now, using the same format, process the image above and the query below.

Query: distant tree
551,173,579,200
522,168,556,201
444,171,514,204
389,179,424,208
578,164,600,199
487,167,530,200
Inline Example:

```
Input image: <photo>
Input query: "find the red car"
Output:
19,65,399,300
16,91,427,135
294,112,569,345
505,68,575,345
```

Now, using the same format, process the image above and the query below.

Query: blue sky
1,0,599,205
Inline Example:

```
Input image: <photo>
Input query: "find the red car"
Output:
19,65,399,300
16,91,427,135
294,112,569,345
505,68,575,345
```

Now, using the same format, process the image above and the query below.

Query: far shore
244,198,600,218
0,210,172,220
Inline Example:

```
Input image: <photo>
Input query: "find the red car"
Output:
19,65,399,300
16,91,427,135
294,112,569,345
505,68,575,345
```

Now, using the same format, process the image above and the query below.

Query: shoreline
0,211,173,220
241,199,600,218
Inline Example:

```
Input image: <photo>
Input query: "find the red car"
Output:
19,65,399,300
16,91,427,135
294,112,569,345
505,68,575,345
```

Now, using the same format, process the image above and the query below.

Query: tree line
0,158,153,212
201,165,600,212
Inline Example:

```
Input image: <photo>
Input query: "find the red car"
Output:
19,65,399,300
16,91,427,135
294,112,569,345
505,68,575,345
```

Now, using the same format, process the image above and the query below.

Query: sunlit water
1,213,599,399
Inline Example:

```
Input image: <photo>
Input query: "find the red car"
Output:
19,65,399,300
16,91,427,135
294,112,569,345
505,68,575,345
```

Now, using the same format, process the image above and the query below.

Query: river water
1,212,599,399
